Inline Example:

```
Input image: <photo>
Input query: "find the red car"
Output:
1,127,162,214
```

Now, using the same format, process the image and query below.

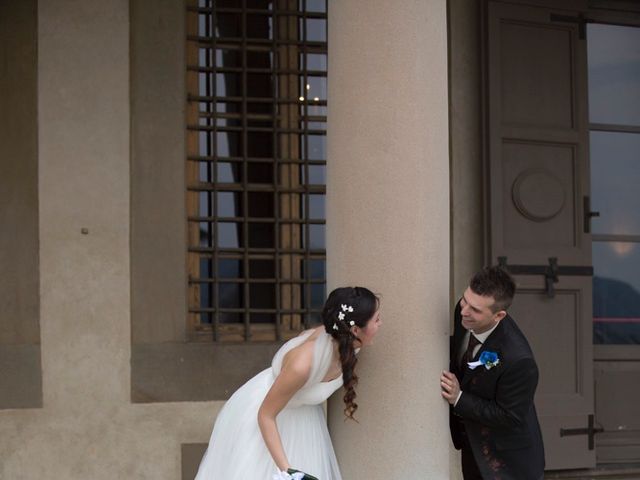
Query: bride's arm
258,344,313,471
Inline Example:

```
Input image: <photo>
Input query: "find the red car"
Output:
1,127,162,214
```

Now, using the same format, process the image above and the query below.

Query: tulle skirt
194,368,342,480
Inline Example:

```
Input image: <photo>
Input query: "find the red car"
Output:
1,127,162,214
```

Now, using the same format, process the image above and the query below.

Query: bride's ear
350,327,363,348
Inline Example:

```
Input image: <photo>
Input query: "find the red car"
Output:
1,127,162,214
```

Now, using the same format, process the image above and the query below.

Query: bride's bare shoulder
282,327,323,375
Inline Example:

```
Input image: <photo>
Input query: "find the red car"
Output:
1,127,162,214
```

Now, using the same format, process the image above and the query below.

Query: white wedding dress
194,329,343,480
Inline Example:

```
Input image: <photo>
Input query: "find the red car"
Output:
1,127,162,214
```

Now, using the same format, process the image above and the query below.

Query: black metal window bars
186,0,327,342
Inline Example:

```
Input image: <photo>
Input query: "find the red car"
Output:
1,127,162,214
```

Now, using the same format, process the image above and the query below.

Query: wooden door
486,1,596,470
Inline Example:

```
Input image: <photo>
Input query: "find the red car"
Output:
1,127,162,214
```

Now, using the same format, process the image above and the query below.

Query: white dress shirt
454,321,500,406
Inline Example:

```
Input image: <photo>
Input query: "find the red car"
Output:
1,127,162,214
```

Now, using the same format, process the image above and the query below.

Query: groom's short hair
469,266,516,312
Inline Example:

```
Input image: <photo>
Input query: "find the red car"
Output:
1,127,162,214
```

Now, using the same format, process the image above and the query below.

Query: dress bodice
271,329,343,407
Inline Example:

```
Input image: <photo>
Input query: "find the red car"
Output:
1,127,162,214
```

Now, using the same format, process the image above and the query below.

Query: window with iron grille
186,0,327,342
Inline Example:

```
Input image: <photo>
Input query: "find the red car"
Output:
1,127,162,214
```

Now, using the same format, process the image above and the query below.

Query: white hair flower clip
336,304,356,328
332,323,338,330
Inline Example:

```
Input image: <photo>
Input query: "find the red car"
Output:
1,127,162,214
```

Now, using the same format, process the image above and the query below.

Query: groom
441,266,545,480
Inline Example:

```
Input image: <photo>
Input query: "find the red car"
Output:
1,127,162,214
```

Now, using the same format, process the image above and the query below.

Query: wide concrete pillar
326,0,450,478
38,0,130,412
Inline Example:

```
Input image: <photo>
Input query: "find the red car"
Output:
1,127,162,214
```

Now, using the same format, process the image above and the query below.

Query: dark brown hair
469,266,516,312
322,286,379,420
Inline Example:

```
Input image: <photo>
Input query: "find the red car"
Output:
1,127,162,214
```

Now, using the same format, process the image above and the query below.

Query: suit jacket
449,301,545,480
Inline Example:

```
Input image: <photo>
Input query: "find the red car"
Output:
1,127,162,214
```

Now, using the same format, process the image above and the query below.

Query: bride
194,286,382,480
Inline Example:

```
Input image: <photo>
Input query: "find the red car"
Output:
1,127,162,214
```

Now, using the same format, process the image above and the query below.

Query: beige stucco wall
0,0,40,346
0,0,42,409
447,1,485,478
0,0,485,477
326,0,451,477
130,0,187,345
0,1,219,478
449,0,485,297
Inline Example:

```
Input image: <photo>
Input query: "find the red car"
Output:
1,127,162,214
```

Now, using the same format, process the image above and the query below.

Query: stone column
38,0,131,411
326,0,451,477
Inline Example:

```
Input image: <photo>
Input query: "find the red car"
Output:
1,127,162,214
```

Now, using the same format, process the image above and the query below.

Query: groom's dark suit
449,301,545,480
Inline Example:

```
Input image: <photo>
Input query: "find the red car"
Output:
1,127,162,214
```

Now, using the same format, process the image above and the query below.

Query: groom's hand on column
440,371,461,405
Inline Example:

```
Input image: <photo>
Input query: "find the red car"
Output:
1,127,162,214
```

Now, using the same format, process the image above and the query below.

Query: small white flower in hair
332,323,338,330
341,304,348,312
347,306,354,312
349,320,355,326
338,312,345,321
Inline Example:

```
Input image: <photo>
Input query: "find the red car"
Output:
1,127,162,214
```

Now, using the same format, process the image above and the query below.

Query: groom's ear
494,310,507,323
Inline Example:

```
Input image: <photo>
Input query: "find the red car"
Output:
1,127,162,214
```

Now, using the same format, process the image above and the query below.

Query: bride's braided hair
322,286,379,420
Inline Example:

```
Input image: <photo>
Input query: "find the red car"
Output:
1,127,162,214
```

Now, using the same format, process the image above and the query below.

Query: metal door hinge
497,257,593,298
560,414,604,450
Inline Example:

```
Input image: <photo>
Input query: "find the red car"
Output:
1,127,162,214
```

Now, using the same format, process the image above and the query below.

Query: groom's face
460,287,506,334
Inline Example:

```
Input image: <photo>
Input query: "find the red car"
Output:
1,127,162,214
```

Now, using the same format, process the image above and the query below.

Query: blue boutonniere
468,351,500,370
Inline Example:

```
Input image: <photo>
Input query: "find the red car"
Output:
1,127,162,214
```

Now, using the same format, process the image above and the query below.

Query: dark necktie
460,334,481,374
